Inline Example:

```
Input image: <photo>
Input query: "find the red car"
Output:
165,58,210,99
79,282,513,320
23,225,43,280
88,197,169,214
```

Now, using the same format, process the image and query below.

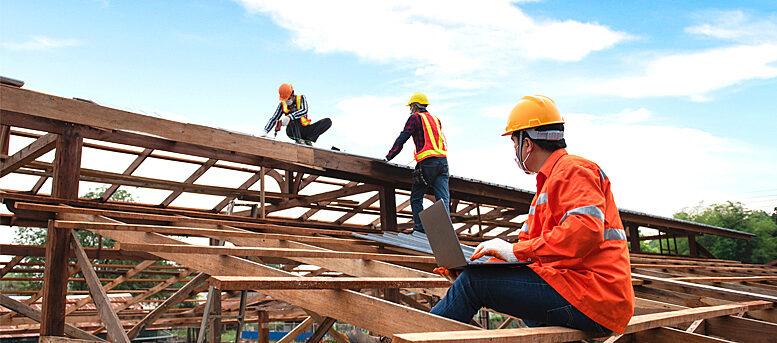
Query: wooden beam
117,242,436,264
53,220,369,246
267,183,378,213
65,260,156,315
99,148,153,202
0,294,104,341
0,124,9,155
277,316,315,343
160,158,217,207
633,272,777,302
392,301,772,343
0,255,24,278
0,132,57,177
70,231,130,343
632,327,734,343
61,212,478,337
212,172,263,212
704,315,777,343
210,276,451,290
335,192,379,225
308,316,337,343
670,276,777,282
379,186,398,232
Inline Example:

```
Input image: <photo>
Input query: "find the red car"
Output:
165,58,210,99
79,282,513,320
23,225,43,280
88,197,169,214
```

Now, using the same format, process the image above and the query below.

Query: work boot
304,140,313,146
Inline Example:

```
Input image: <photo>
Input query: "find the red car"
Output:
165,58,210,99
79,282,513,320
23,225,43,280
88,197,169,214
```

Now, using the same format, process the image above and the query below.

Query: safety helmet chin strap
515,129,564,175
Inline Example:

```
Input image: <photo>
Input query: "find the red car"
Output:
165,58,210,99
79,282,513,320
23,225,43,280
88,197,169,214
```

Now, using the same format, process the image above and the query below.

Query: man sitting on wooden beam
431,95,634,336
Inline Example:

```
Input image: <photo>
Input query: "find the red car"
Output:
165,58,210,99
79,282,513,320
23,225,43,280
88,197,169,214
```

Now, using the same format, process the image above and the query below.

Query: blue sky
2,0,776,216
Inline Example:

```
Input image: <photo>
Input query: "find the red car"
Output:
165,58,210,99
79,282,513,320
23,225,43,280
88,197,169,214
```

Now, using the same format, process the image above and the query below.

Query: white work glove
470,238,518,262
280,115,290,126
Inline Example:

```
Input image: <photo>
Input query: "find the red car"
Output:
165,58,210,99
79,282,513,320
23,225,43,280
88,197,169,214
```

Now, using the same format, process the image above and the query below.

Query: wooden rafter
99,148,153,202
0,132,57,177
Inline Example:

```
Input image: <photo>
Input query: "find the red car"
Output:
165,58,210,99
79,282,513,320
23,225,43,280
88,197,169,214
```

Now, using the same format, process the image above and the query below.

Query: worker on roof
385,93,449,233
431,95,634,335
262,83,331,145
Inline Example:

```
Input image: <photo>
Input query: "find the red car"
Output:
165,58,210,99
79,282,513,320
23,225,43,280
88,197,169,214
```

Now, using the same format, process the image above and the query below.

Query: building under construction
1,83,776,342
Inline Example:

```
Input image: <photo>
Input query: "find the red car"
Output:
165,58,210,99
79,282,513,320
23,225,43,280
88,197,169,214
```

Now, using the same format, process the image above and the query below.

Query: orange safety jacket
282,94,311,126
512,148,634,333
414,112,447,162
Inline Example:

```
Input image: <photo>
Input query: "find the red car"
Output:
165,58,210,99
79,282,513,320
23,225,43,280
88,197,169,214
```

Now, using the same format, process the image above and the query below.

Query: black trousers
286,118,332,142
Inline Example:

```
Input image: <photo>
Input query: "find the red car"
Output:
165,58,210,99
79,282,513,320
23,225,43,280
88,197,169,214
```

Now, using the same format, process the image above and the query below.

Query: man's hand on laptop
433,267,460,282
470,238,519,263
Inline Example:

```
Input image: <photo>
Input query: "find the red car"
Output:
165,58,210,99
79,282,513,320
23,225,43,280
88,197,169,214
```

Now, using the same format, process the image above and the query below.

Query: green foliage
674,201,777,264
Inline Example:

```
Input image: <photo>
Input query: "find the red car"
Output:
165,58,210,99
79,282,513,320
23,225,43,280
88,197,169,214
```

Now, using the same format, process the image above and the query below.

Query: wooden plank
210,276,451,290
670,276,777,282
633,272,777,302
117,242,436,264
257,310,270,343
99,148,153,202
632,327,734,343
61,212,478,337
308,316,337,343
53,220,369,246
40,221,74,336
0,124,9,155
54,218,372,245
277,316,315,343
392,301,772,343
212,172,263,212
65,260,156,315
69,231,130,343
335,192,379,225
0,294,104,341
0,132,57,177
39,337,103,343
704,315,777,343
0,255,24,278
267,183,378,213
17,202,370,236
379,186,398,232
160,158,217,207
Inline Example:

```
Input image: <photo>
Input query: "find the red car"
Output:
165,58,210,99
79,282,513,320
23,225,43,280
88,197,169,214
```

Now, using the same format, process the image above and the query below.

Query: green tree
674,201,777,264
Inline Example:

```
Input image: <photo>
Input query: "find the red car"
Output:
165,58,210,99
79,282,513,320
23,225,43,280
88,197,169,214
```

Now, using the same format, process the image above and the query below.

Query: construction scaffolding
1,84,776,342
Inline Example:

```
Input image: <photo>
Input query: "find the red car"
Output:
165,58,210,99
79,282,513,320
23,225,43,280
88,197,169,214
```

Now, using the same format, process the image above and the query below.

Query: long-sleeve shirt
263,94,309,133
512,148,634,333
386,112,440,161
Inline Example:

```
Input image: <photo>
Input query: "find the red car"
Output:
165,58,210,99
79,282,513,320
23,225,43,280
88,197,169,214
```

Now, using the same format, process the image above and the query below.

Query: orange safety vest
414,112,447,162
281,94,311,126
512,148,634,333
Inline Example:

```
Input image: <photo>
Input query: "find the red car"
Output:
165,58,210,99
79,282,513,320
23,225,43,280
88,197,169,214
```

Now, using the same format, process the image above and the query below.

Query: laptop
419,200,533,270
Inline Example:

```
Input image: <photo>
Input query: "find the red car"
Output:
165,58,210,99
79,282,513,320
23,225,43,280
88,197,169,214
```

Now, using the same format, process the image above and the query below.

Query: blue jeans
411,157,449,233
431,267,612,335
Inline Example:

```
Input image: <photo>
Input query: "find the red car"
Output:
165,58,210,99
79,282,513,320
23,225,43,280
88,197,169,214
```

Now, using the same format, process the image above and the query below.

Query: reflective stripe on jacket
282,94,311,126
414,112,447,162
512,148,634,333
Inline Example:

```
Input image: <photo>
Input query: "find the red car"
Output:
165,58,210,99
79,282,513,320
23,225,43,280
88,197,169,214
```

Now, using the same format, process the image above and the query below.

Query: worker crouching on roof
262,83,332,145
431,95,634,335
386,93,449,233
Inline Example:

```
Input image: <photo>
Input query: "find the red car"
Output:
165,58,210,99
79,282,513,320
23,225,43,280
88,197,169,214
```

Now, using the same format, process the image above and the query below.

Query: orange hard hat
502,95,564,136
278,83,294,100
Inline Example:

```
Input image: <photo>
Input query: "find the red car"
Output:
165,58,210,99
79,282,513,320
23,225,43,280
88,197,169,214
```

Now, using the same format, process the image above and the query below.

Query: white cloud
609,108,650,124
1,35,84,51
235,0,629,86
583,43,777,98
686,10,777,43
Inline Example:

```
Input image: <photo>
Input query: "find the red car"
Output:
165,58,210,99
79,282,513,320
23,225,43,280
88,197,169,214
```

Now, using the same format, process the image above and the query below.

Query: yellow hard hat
406,92,430,106
502,95,564,136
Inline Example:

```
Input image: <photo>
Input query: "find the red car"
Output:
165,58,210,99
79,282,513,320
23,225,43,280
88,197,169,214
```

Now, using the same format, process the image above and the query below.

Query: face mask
514,131,536,175
285,98,293,106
